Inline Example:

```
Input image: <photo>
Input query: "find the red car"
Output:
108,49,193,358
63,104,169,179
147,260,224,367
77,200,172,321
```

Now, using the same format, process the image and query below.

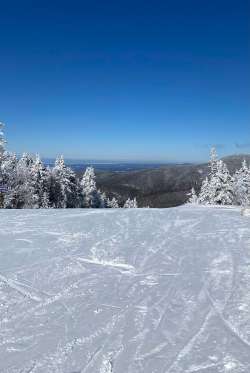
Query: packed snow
0,206,250,372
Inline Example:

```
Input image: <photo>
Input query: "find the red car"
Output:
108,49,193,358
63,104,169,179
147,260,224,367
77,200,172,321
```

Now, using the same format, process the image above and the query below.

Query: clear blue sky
1,0,249,162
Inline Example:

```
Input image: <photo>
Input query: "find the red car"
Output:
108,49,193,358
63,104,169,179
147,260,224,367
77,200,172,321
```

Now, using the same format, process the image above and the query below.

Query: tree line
189,148,250,206
0,123,138,209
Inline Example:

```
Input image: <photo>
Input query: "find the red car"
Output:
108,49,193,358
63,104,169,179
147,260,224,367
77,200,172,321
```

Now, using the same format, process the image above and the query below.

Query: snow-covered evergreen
197,158,234,206
0,122,6,158
188,187,198,204
233,160,250,206
0,122,6,185
1,152,18,208
80,167,104,208
51,156,79,208
107,197,119,208
209,147,218,176
209,160,235,205
11,153,36,208
123,197,138,208
196,177,210,204
195,148,248,207
30,154,50,208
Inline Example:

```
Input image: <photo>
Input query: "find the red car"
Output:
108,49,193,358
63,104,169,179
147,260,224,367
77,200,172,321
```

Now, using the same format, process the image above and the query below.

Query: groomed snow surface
0,206,250,373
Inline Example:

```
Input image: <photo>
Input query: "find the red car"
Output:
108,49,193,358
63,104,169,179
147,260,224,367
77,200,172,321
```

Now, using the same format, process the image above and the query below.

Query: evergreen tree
188,187,199,204
16,153,36,208
209,147,218,176
1,152,18,208
99,191,109,208
233,160,250,206
209,160,235,205
3,153,35,208
51,156,79,208
0,122,6,157
30,155,50,208
0,122,6,192
123,197,138,208
198,150,236,206
197,177,211,204
80,167,103,208
107,197,119,208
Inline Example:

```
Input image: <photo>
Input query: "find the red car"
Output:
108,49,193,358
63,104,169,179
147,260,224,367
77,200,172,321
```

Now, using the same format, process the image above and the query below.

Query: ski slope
0,206,250,373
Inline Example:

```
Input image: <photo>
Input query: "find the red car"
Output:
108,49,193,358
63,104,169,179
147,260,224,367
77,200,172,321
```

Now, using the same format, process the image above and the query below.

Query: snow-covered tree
233,160,250,206
1,152,18,208
99,191,109,208
188,187,199,204
198,160,235,206
80,167,103,208
0,122,6,157
29,155,50,208
3,153,35,208
16,153,36,208
107,197,119,208
123,197,138,208
209,160,235,205
197,149,237,206
0,123,6,194
197,177,211,204
50,156,79,208
209,147,218,176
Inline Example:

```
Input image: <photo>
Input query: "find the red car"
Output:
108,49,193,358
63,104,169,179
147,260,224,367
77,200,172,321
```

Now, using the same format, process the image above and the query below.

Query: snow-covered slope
0,206,250,373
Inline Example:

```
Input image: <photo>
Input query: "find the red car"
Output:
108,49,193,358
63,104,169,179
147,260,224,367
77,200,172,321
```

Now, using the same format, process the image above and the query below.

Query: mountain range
95,154,250,207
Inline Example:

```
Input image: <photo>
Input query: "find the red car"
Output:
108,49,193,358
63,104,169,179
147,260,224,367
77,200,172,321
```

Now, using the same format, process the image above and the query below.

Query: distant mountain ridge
43,159,178,173
95,154,250,208
221,154,250,172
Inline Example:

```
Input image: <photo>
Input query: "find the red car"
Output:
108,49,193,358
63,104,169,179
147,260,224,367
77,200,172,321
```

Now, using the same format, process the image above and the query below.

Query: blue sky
0,0,249,162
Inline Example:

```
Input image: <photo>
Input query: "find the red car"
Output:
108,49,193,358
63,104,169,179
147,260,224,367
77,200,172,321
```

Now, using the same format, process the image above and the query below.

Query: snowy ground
0,206,250,373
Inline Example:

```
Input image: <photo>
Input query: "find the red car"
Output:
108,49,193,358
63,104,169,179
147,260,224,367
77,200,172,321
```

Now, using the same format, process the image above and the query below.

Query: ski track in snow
0,206,250,372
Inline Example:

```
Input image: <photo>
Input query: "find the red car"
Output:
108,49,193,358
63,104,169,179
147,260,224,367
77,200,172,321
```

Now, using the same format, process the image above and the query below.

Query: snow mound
0,206,250,372
241,208,250,216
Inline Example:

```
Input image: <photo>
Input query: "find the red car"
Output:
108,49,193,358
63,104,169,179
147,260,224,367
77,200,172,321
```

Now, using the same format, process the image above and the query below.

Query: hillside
96,154,250,207
0,207,250,372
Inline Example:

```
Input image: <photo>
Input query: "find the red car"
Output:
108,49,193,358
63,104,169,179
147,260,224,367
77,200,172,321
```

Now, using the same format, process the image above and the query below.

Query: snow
0,206,250,372
242,208,250,216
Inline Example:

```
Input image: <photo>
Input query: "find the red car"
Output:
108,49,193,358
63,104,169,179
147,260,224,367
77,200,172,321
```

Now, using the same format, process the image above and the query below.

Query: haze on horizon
0,0,249,163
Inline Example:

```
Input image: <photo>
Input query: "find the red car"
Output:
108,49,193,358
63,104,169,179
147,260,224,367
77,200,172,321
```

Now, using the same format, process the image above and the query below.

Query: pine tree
123,197,138,208
80,167,103,208
196,147,219,205
198,150,236,206
0,122,6,188
197,177,211,204
1,152,18,208
107,197,119,208
188,187,199,204
99,191,109,208
209,160,235,205
233,160,250,206
209,147,218,176
0,122,6,157
50,156,79,208
15,153,36,208
3,153,35,208
29,155,50,208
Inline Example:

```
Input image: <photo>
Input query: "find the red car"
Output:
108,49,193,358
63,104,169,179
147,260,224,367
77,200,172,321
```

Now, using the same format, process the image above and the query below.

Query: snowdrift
0,206,250,372
242,208,250,216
